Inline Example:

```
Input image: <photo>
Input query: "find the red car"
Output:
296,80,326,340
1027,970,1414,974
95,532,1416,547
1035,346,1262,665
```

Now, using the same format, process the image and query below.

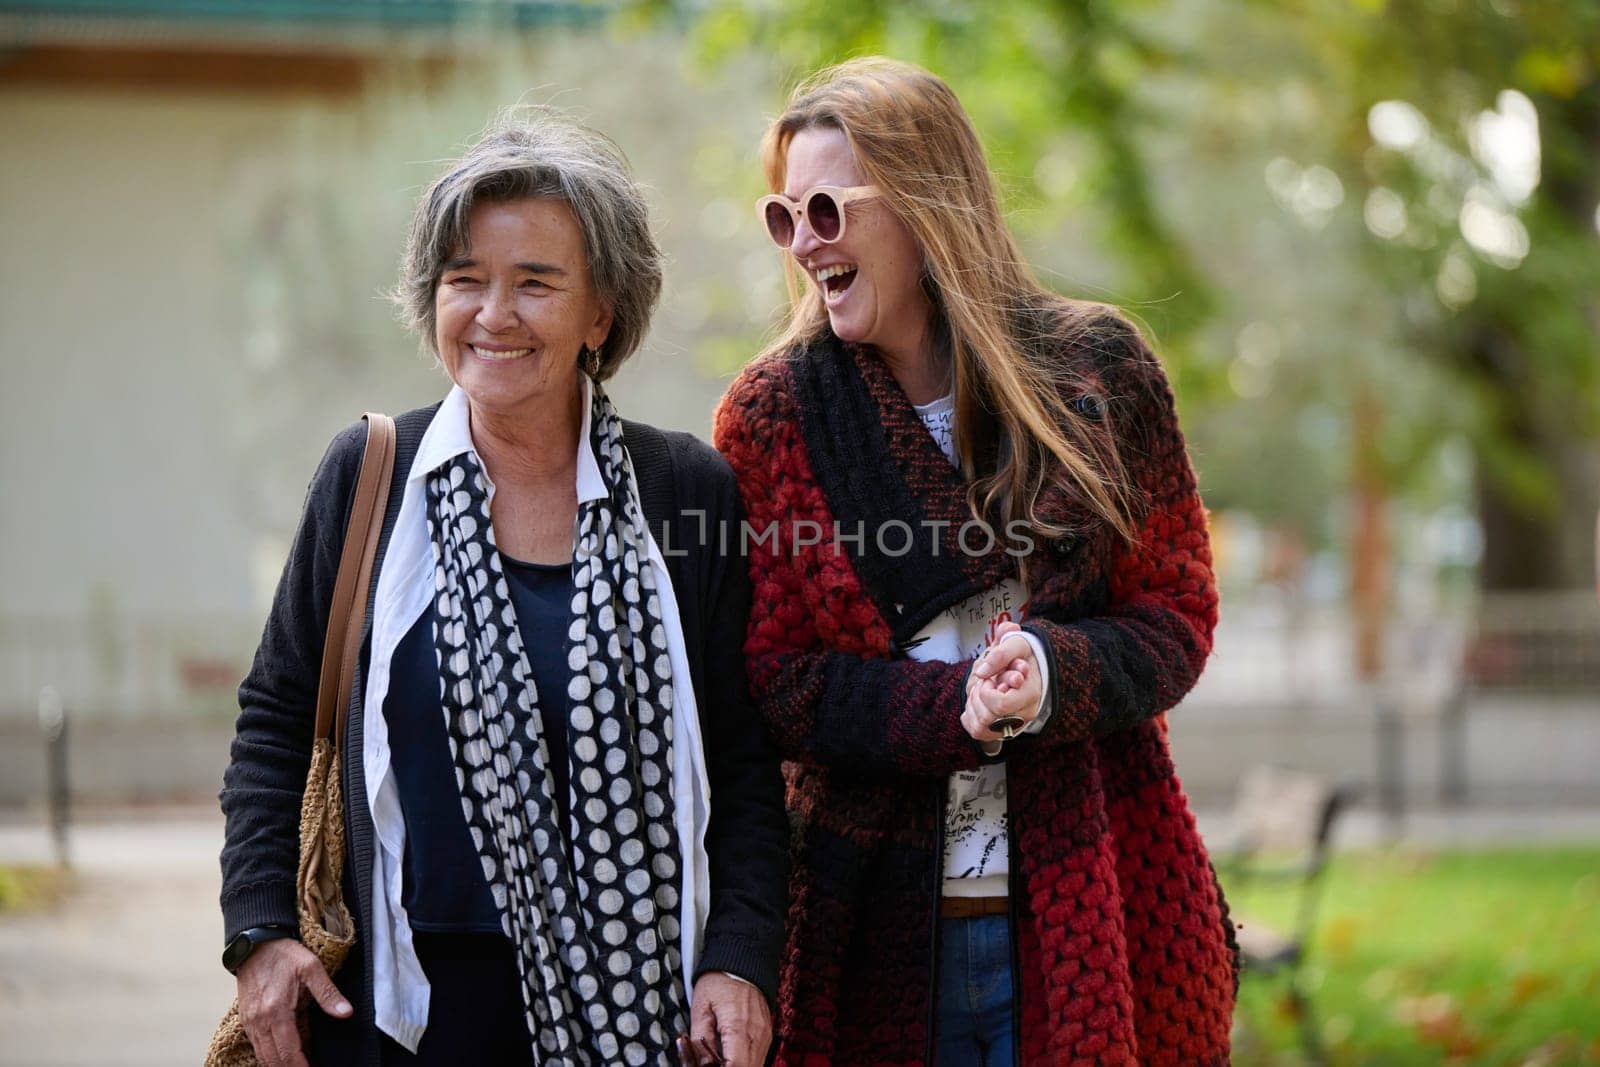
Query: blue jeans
935,915,1016,1066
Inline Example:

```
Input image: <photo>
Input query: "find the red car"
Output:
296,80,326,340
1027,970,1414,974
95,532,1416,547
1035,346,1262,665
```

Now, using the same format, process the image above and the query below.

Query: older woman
220,112,787,1067
713,59,1237,1065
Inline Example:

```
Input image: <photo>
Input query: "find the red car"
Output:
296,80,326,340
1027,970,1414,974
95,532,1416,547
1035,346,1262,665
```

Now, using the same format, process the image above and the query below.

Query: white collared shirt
360,382,712,1051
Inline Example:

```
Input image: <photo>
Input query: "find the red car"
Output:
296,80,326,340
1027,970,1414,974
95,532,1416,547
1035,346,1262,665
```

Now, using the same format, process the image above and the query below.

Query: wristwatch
222,925,297,974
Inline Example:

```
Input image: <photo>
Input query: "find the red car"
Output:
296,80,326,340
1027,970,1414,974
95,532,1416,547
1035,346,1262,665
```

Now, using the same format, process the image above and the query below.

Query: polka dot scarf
425,379,687,1065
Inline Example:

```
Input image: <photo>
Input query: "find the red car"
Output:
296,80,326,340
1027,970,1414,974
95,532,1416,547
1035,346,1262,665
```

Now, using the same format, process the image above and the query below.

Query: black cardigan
219,403,788,1063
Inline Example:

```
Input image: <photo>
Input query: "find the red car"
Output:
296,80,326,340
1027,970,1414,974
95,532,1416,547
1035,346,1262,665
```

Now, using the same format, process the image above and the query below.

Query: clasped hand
961,620,1043,744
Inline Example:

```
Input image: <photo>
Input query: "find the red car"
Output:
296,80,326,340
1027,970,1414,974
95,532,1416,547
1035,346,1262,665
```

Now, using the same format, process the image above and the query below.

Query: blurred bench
1215,765,1355,1065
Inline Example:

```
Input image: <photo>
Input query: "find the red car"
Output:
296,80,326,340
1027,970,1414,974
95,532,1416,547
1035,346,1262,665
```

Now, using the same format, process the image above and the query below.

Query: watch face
222,932,252,972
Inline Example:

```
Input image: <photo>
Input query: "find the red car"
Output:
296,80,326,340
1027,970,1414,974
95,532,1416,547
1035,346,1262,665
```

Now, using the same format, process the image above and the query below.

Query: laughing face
783,126,932,362
434,197,612,419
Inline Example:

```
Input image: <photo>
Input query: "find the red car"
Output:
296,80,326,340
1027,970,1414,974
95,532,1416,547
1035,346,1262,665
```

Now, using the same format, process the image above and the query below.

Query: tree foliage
640,0,1217,341
636,0,1600,588
1265,0,1600,587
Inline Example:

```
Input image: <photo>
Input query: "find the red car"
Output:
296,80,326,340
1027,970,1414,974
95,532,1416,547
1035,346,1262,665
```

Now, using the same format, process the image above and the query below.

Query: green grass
1226,848,1600,1066
0,864,68,913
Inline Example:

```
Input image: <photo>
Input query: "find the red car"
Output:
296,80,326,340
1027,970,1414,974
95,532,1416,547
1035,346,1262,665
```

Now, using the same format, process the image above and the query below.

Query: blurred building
0,1,779,801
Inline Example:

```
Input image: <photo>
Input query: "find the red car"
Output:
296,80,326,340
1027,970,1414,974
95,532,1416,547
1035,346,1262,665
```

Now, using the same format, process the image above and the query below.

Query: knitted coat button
1071,393,1106,420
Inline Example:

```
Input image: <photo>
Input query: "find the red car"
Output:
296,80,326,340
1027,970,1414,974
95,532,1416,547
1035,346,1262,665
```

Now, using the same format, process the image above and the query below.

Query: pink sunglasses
755,184,883,248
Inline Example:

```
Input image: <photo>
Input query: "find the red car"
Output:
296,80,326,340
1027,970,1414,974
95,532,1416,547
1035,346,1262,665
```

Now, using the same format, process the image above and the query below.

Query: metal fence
0,614,260,721
1459,591,1600,694
1184,590,1598,710
2,591,1594,722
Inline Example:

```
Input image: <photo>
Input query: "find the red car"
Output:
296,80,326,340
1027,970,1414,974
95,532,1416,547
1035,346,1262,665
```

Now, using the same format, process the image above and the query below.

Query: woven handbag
207,413,397,1066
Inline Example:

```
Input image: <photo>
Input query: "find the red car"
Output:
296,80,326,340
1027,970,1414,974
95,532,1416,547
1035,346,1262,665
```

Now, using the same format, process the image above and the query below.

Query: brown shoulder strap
314,413,397,748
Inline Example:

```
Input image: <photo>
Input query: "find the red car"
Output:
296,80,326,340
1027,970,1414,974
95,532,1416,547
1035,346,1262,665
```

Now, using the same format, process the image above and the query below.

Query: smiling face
782,125,932,362
434,197,612,419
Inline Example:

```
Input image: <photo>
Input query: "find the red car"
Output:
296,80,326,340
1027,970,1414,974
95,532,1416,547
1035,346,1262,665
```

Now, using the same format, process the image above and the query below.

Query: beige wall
0,88,353,621
1,42,777,609
0,35,780,716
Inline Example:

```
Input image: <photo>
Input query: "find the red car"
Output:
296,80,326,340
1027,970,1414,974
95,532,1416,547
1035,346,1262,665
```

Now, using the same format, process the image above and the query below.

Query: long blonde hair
759,57,1139,545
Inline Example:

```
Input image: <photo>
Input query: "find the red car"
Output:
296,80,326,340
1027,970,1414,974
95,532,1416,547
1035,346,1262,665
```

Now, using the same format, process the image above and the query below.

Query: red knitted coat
712,319,1237,1066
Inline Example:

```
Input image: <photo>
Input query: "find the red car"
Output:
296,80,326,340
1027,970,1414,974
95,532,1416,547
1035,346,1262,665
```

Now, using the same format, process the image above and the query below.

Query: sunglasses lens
807,193,843,242
763,202,795,247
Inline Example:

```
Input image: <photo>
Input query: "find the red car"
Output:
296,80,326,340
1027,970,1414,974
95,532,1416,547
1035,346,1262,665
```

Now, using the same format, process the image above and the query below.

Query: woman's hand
236,937,352,1067
687,971,772,1067
962,621,1043,744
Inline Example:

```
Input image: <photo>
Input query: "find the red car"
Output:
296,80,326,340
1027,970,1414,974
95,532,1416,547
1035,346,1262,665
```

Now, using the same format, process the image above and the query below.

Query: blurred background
0,0,1595,1064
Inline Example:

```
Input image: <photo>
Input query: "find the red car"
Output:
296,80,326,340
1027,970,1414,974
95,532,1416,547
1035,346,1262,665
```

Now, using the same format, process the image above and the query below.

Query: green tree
1269,0,1600,590
635,0,1217,344
636,0,1600,592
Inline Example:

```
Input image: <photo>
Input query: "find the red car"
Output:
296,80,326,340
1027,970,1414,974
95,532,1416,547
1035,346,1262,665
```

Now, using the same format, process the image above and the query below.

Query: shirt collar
408,378,607,505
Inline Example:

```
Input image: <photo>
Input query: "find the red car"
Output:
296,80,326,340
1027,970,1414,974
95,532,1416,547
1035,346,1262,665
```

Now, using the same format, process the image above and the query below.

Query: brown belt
939,895,1010,919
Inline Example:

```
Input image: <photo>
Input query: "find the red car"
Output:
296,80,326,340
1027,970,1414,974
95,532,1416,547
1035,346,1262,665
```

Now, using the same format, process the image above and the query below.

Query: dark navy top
382,555,575,934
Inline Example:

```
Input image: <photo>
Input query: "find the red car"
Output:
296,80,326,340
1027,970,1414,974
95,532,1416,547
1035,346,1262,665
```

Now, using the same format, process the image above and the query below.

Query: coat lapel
789,334,1017,647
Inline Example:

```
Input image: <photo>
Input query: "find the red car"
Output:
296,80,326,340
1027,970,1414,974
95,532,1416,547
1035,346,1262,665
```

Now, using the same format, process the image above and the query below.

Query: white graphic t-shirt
908,395,1043,898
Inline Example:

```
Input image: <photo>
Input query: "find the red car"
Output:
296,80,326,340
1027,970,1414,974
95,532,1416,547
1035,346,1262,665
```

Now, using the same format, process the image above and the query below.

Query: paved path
1197,803,1600,849
0,812,232,1067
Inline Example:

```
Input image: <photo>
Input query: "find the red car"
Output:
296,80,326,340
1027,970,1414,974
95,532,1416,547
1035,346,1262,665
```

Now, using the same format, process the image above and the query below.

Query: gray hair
398,107,663,378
